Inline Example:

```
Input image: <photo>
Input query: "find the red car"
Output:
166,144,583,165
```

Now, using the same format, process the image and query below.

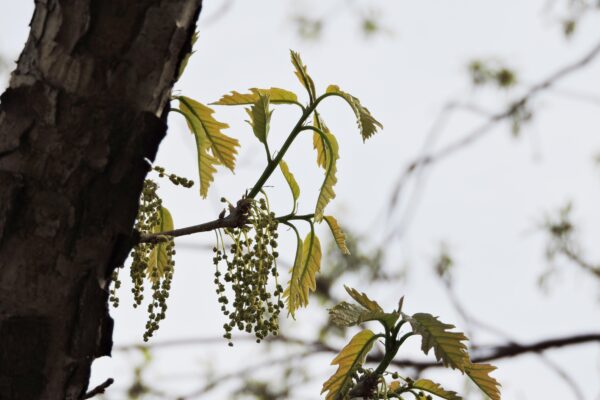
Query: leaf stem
246,92,336,199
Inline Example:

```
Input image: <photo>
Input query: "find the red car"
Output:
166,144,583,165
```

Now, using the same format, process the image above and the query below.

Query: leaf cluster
323,287,501,400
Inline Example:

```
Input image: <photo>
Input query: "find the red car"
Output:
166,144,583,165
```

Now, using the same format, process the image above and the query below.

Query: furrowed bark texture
0,1,202,398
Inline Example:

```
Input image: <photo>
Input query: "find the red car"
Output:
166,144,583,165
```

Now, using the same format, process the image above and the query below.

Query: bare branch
137,198,251,244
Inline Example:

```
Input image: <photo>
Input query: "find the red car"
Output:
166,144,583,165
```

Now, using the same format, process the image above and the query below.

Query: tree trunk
0,1,202,398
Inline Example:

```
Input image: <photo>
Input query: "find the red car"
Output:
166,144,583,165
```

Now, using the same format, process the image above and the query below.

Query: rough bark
0,1,202,398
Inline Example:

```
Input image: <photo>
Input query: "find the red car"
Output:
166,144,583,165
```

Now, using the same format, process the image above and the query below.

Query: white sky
1,1,599,399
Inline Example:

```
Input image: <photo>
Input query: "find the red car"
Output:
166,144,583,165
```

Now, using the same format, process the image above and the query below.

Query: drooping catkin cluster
153,165,194,188
213,196,284,345
110,167,193,341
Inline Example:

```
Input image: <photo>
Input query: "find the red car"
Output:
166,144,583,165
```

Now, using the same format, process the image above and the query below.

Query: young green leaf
465,363,501,400
147,206,174,282
321,329,378,400
323,215,350,255
407,313,470,372
312,114,328,168
213,87,299,105
283,232,321,317
283,226,303,318
192,131,219,198
326,84,383,141
290,50,317,101
329,301,395,328
412,379,462,400
314,129,338,222
177,31,199,80
344,285,384,313
389,381,402,393
245,93,272,144
178,96,240,171
279,160,300,204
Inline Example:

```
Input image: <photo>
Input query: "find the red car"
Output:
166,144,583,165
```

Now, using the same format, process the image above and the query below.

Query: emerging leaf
314,129,339,222
326,84,383,141
344,285,384,313
284,232,321,317
279,160,300,203
321,329,378,400
245,93,272,144
179,96,240,170
313,112,328,169
329,302,365,327
465,363,501,400
329,301,395,328
407,313,470,372
323,215,350,255
147,206,174,282
290,50,317,101
178,97,240,197
177,31,199,80
213,87,299,105
412,379,462,400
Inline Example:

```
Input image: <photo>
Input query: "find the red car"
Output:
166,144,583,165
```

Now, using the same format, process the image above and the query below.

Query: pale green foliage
344,285,384,313
329,301,390,327
284,232,322,317
465,363,501,400
178,96,240,197
279,160,300,204
321,329,378,400
411,379,462,400
213,87,299,105
323,215,350,255
326,84,383,141
147,206,174,282
245,93,272,144
177,31,199,80
407,313,470,372
290,50,317,100
313,113,329,168
314,129,339,222
323,291,501,399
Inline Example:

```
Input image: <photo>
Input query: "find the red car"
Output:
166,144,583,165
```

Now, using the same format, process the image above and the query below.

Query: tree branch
137,198,252,244
83,378,114,399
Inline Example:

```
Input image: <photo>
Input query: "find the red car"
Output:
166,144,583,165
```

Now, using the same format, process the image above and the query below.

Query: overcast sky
1,1,599,399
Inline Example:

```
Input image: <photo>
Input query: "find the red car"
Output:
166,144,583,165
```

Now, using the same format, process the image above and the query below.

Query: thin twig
83,378,114,399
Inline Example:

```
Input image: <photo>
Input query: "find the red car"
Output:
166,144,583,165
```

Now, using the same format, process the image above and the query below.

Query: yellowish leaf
290,50,316,101
389,381,401,392
279,160,300,203
326,84,383,141
465,363,501,400
179,96,240,171
245,93,272,143
344,285,384,313
408,313,470,372
147,206,174,282
283,232,321,317
323,215,350,255
314,129,338,222
321,329,378,400
213,87,298,105
313,112,328,168
412,379,462,400
329,301,396,328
